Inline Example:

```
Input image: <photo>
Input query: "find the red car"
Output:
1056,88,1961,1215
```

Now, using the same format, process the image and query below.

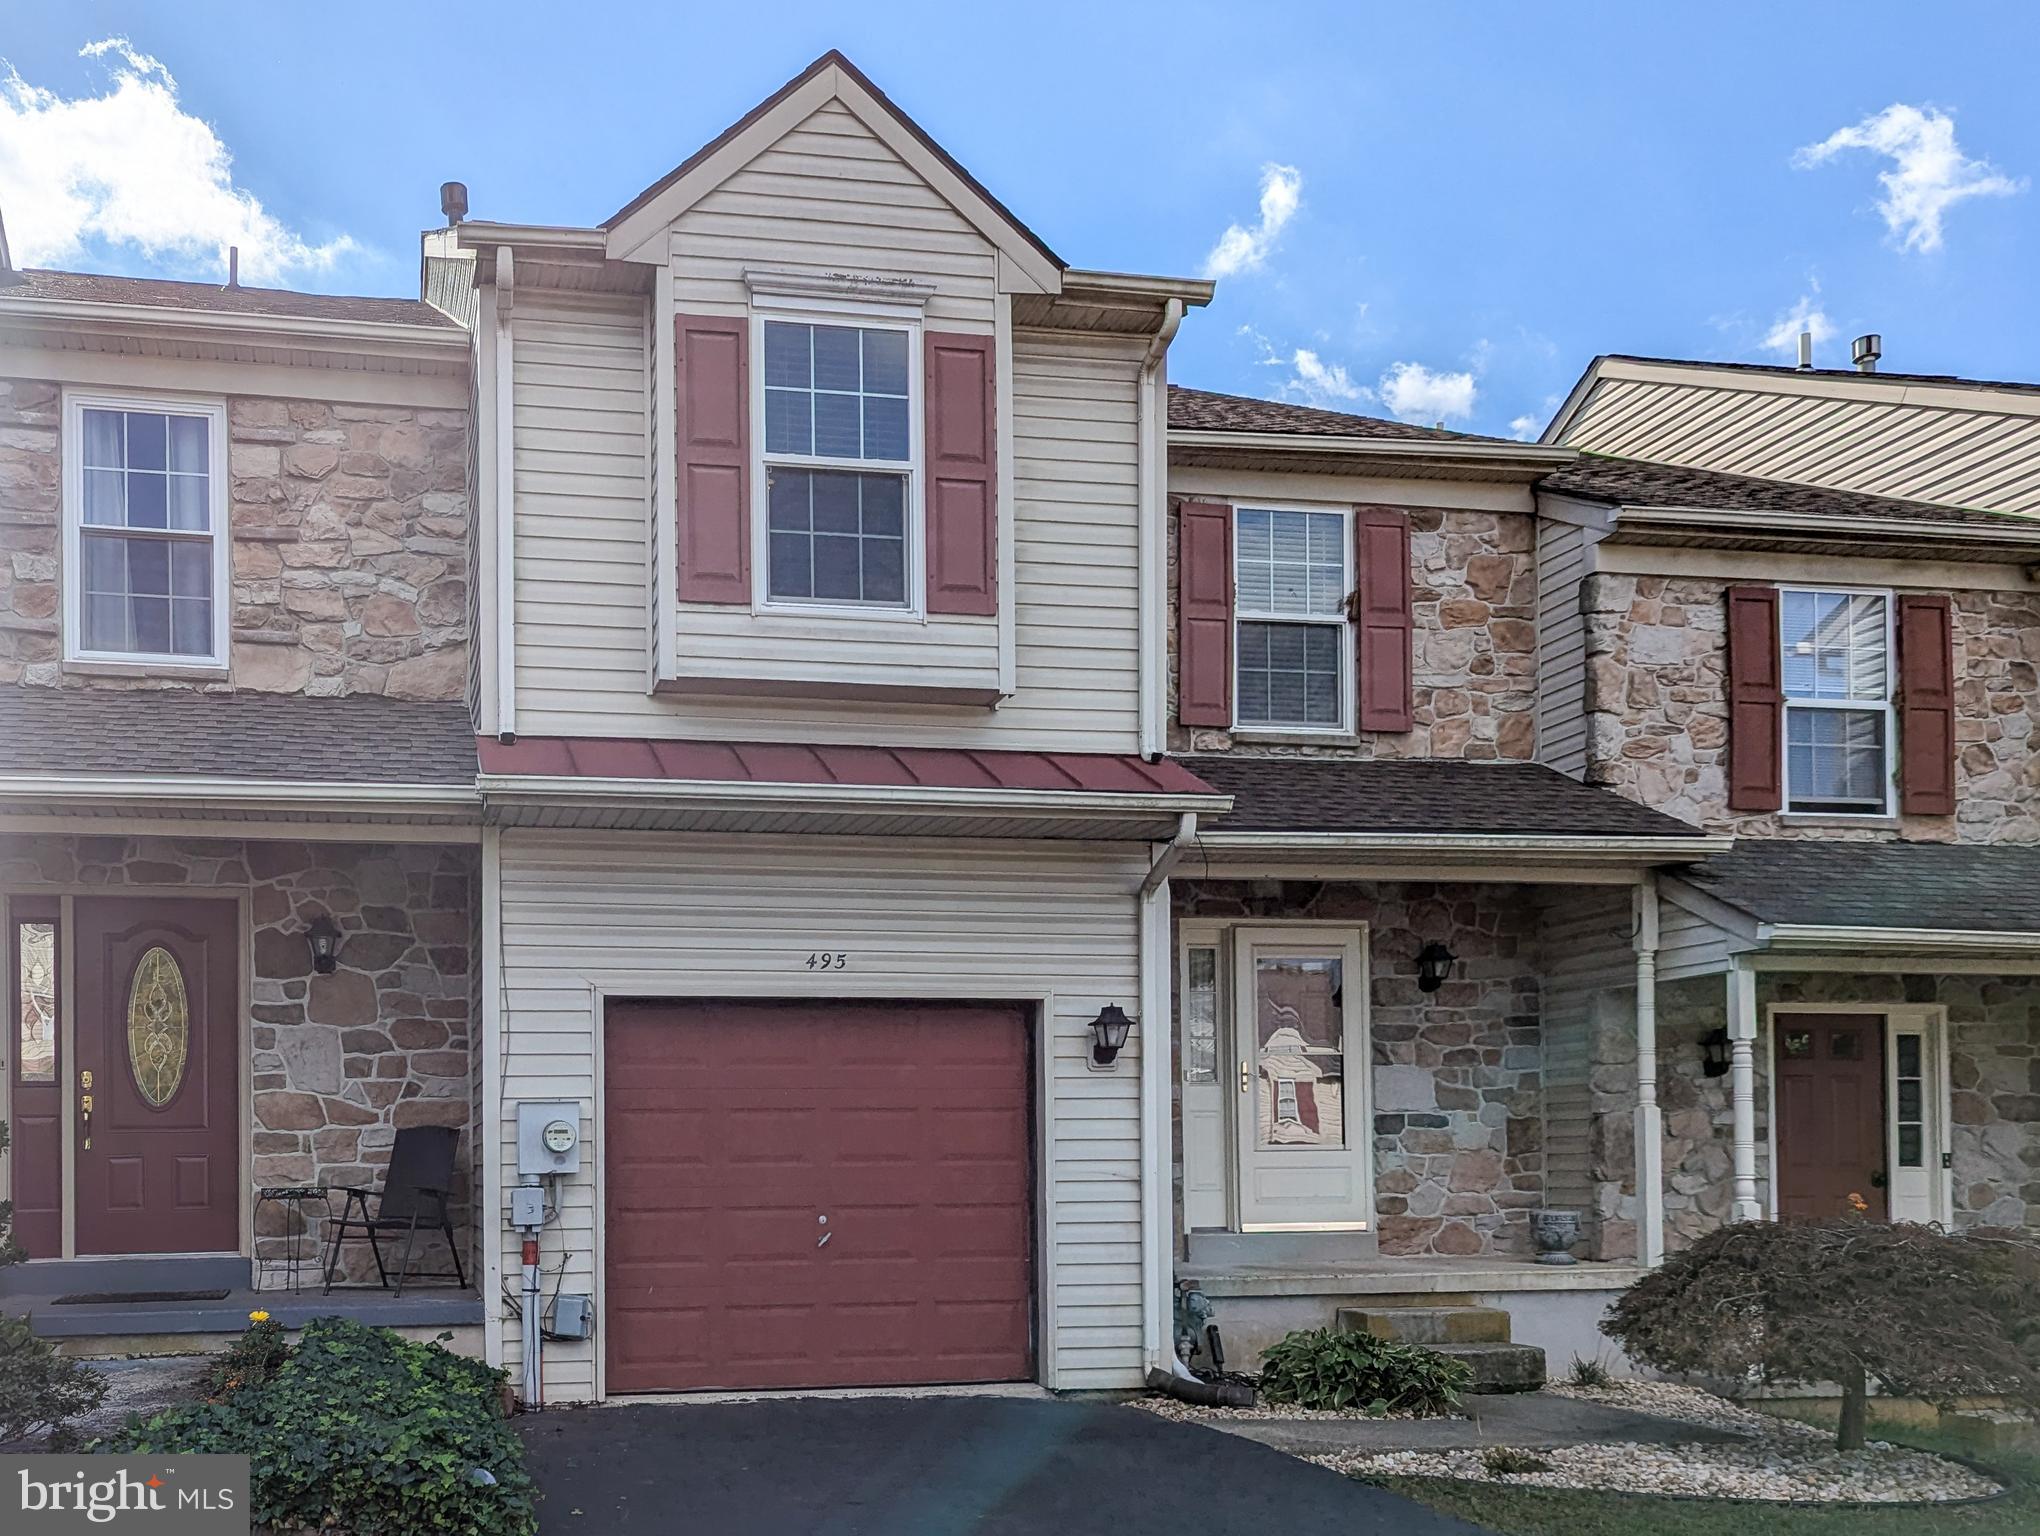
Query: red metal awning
477,736,1217,797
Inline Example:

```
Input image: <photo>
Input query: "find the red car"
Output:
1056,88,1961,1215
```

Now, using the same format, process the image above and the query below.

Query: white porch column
1726,960,1763,1222
1136,879,1175,1376
1632,877,1665,1268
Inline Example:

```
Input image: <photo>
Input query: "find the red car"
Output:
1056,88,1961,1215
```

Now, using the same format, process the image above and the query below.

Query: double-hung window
1234,506,1349,731
760,318,914,609
64,394,227,666
1780,587,1894,814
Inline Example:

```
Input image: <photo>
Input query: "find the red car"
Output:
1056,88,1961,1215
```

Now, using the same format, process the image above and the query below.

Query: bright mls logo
2,1456,249,1534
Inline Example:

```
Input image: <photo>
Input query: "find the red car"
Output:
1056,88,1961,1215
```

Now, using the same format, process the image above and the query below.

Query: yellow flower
249,1310,271,1323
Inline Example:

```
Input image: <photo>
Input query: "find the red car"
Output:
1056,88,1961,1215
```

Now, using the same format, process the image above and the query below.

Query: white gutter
1620,504,2040,547
1169,428,1575,471
1757,923,2040,954
0,775,476,809
1195,830,1731,861
1138,812,1198,899
1138,299,1186,757
0,295,468,354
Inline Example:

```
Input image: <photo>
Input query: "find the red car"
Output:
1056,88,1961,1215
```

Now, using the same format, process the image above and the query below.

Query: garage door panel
604,999,1034,1394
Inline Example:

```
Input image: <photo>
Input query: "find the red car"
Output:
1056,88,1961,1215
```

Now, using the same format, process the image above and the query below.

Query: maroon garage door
604,999,1035,1394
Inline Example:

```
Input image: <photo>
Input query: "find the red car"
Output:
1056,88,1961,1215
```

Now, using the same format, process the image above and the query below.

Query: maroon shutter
924,331,997,615
1353,505,1413,732
1898,593,1956,815
1725,584,1784,811
1177,500,1233,727
675,313,749,604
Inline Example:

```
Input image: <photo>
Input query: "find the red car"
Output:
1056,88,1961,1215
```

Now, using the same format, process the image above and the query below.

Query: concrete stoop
1337,1303,1546,1392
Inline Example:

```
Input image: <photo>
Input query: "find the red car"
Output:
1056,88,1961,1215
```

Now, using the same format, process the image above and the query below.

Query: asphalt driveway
517,1394,1487,1534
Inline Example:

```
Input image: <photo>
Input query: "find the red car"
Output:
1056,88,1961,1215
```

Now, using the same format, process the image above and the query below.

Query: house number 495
806,952,849,970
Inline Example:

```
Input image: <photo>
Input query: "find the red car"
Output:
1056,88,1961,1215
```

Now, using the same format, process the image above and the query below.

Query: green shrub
1258,1327,1471,1416
1566,1354,1612,1388
103,1317,534,1536
0,1316,108,1443
202,1311,292,1401
1480,1446,1551,1476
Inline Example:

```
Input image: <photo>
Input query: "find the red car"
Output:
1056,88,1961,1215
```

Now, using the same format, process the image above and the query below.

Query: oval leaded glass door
126,945,190,1108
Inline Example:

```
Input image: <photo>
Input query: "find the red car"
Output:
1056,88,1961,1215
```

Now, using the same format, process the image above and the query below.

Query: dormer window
63,392,229,669
759,318,916,609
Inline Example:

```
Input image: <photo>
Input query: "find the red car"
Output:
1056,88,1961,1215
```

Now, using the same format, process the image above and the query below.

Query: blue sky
4,2,2036,439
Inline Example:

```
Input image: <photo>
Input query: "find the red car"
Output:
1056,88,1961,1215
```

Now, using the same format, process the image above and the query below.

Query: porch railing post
1632,877,1664,1267
1726,961,1763,1222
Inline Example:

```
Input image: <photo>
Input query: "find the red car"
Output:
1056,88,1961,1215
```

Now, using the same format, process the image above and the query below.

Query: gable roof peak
602,50,1064,284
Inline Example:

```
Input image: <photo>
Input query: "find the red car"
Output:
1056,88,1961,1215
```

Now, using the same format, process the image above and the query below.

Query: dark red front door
604,999,1035,1394
1775,1013,1887,1222
73,898,240,1255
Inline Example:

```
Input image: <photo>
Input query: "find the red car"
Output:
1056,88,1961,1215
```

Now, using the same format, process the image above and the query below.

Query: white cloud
1203,163,1302,279
1760,291,1839,357
1378,360,1477,423
0,37,358,283
1795,103,2024,253
1508,415,1541,442
1288,348,1366,403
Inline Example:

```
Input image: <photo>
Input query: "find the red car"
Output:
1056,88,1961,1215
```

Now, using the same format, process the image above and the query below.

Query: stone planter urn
1531,1209,1580,1266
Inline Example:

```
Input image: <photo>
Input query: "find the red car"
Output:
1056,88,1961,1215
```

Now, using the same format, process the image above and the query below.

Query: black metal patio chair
322,1125,468,1297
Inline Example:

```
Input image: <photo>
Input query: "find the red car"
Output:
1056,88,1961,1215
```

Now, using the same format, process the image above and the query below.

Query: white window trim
61,389,231,672
747,305,926,623
1777,584,1896,818
1231,504,1353,735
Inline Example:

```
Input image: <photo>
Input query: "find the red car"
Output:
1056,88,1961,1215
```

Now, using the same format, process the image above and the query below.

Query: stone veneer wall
1582,971,2040,1255
0,834,476,1280
1580,572,2040,842
1172,880,1544,1257
0,379,469,699
1166,504,1539,761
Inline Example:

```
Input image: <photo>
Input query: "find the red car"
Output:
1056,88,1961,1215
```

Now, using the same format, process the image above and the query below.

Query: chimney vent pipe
1852,333,1882,373
440,182,469,226
226,246,240,289
1796,330,1814,370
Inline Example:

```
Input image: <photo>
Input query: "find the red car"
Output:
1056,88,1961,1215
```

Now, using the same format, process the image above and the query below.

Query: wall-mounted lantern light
305,913,342,976
1701,1028,1732,1078
1089,1004,1133,1067
1415,942,1456,994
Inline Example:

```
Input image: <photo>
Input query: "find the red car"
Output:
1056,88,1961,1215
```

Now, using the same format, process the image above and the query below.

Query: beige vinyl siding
1536,887,1636,1219
507,296,1143,748
1564,373,2040,515
668,100,998,330
1657,890,1742,981
1536,517,1593,777
494,830,1150,1398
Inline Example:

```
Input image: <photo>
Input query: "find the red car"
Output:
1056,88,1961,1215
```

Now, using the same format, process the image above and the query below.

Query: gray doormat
50,1289,232,1305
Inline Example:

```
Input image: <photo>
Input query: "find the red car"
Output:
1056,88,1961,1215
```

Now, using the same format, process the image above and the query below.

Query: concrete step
1337,1305,1513,1345
1433,1342,1547,1394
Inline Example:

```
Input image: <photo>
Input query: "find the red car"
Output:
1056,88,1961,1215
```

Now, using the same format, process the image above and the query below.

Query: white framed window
753,312,919,614
62,392,229,668
1233,506,1350,731
1779,587,1895,815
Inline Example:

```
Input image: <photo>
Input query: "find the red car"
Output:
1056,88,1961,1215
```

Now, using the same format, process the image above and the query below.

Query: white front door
1232,927,1371,1231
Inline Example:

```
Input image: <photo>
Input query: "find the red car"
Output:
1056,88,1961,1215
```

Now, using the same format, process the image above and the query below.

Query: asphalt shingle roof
1,269,460,329
1543,452,2028,529
0,689,478,786
1168,385,1520,445
1679,839,2040,933
1183,756,1708,840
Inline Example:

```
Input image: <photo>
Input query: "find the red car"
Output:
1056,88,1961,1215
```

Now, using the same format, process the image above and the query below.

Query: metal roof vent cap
440,182,469,226
1852,333,1882,373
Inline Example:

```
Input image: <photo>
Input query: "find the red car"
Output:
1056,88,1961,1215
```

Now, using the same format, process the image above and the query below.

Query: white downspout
1136,299,1185,759
1632,875,1664,1267
1137,809,1193,1376
492,246,519,742
1727,960,1763,1222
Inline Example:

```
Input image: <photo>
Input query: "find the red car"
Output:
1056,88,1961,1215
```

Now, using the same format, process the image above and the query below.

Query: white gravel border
1325,1380,2003,1505
1129,1393,1460,1424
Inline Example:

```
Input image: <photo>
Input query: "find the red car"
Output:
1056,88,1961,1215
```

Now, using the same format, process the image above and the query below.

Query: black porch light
304,913,342,976
1415,942,1456,994
1089,1004,1134,1067
1701,1027,1732,1078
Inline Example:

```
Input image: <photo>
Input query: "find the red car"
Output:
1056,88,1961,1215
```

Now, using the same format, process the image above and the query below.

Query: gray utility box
515,1101,582,1177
